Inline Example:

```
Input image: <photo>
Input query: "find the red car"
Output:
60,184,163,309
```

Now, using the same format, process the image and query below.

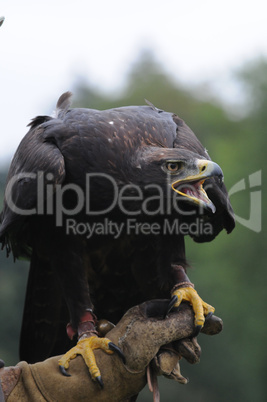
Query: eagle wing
0,98,70,361
0,117,66,257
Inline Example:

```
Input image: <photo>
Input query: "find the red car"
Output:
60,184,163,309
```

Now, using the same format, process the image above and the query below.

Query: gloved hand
0,301,222,402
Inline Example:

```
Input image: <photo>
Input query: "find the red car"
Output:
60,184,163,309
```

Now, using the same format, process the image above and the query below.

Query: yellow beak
171,160,223,213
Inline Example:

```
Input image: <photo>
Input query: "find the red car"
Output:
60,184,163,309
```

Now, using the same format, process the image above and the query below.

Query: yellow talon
172,286,215,327
58,336,114,381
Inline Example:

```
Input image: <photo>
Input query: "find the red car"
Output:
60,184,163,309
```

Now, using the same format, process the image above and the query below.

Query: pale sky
1,0,267,165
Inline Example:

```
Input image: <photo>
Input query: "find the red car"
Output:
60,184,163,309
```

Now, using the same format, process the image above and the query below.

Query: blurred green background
0,52,266,401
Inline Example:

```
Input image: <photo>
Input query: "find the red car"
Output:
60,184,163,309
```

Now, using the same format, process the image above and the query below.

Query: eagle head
132,146,224,216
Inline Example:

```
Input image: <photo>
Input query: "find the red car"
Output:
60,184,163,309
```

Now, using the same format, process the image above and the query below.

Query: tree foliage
0,53,265,401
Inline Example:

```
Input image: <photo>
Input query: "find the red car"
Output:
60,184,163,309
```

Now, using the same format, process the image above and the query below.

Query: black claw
96,375,104,389
0,359,5,369
164,295,178,318
206,312,214,321
109,342,126,364
59,365,71,377
194,325,202,337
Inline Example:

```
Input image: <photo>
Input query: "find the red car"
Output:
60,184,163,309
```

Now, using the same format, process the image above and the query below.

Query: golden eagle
0,92,234,385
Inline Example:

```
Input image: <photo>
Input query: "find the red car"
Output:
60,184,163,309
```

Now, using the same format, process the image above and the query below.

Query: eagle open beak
171,160,223,213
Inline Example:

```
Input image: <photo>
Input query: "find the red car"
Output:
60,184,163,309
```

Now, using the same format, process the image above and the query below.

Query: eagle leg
58,311,125,386
170,265,215,332
171,285,215,333
58,336,120,387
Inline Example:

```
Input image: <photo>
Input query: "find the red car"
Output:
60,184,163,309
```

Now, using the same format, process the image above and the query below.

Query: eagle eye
166,161,182,173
